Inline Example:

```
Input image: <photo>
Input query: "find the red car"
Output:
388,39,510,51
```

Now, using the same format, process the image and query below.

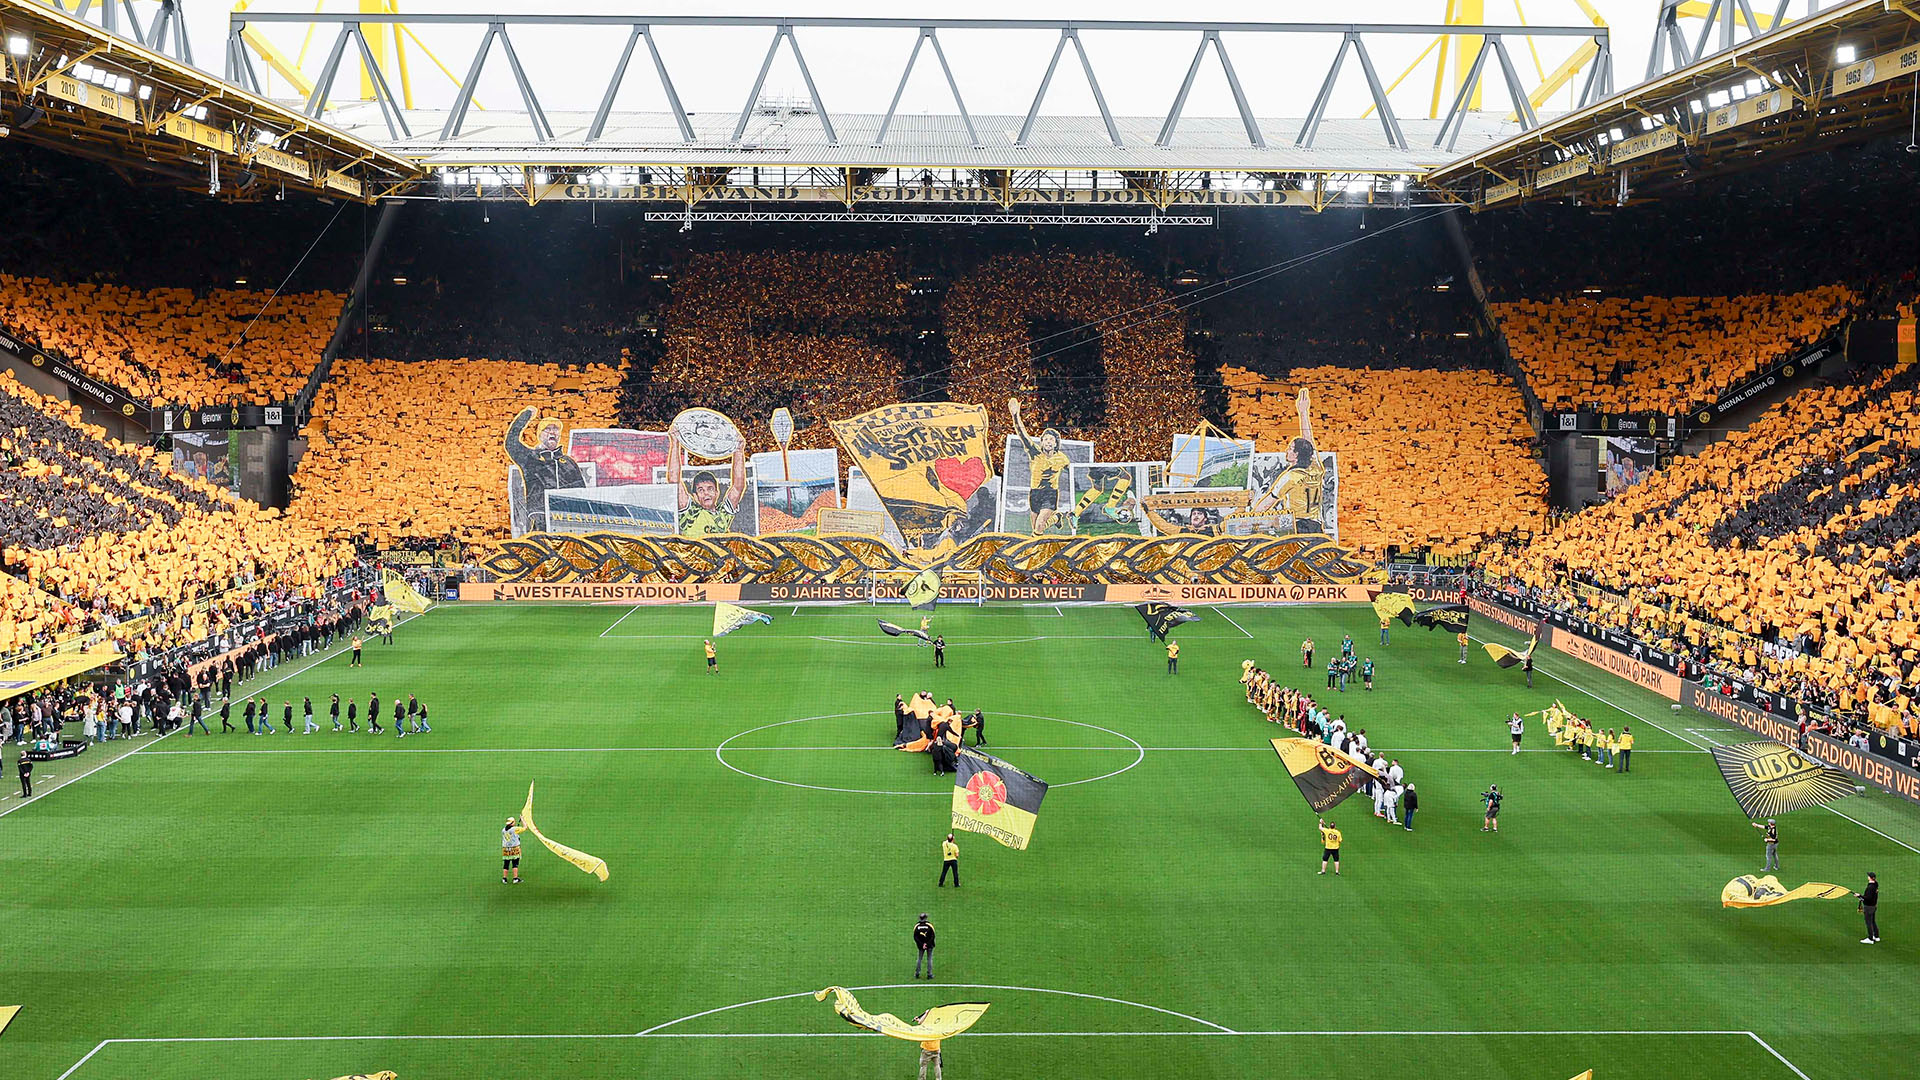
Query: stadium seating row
1223,365,1547,556
0,275,342,408
0,371,348,655
292,357,622,545
1481,357,1920,731
1490,286,1855,414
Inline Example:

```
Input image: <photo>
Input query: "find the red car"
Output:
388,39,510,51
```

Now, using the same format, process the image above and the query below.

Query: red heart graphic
933,456,987,500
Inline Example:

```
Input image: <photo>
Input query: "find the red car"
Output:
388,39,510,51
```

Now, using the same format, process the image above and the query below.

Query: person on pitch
963,708,986,746
1508,713,1525,755
393,698,406,738
919,1038,946,1080
1854,873,1879,944
704,639,718,675
502,816,524,884
1317,818,1342,875
1616,725,1633,773
939,833,960,887
346,695,359,733
1362,657,1374,691
1379,612,1391,646
302,696,318,734
1302,636,1314,669
1481,784,1503,833
1752,818,1780,871
913,913,937,979
368,692,383,736
1166,637,1180,674
933,635,946,668
330,693,342,732
1457,630,1470,664
350,635,363,668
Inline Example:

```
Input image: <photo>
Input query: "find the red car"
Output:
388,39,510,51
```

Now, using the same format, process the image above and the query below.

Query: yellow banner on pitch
0,1005,17,1038
1722,875,1851,908
380,569,434,613
815,986,990,1042
521,782,610,882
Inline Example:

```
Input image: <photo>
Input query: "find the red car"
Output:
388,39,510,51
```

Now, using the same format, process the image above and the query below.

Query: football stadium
2,3,1918,1078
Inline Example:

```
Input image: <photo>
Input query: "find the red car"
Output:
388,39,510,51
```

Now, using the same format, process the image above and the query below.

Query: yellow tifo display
520,782,610,882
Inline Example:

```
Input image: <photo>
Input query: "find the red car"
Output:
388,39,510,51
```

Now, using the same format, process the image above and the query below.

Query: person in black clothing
1856,873,1880,944
932,636,945,668
17,755,31,798
279,701,293,734
913,914,937,979
330,694,342,732
393,699,406,738
347,698,359,733
894,696,910,744
964,709,986,746
369,693,382,735
243,698,257,735
187,700,209,736
1402,783,1419,831
219,699,233,733
1480,784,1503,833
1522,654,1534,689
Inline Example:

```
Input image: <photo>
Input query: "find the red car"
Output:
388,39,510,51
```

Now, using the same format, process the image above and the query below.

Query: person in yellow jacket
919,1038,945,1080
1616,725,1634,773
939,833,960,888
1166,638,1180,674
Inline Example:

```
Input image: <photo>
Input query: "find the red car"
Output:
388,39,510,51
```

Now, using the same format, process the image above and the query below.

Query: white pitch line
598,605,642,638
1472,628,1920,858
1746,1031,1813,1080
0,610,425,821
1209,606,1254,639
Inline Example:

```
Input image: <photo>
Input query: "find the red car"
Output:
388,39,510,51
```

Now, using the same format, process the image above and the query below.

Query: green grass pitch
4,602,1916,1080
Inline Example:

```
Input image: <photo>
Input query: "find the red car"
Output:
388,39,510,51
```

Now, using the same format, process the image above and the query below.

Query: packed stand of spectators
1478,354,1920,736
943,252,1203,464
292,358,621,544
0,275,343,407
625,251,908,451
1489,286,1854,414
1222,365,1547,557
0,371,352,657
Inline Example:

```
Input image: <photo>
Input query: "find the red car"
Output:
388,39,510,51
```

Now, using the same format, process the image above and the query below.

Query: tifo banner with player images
1167,433,1255,489
831,402,1001,554
1709,741,1858,819
1248,449,1340,538
1721,875,1851,909
1271,737,1379,812
170,430,237,494
1000,434,1094,535
951,747,1048,849
751,448,840,534
1067,463,1153,536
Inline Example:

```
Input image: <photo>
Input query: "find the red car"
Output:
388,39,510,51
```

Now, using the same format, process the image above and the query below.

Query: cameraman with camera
1480,784,1503,833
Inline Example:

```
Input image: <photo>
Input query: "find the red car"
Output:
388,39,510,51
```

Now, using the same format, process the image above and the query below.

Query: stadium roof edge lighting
1422,0,1920,208
0,0,420,201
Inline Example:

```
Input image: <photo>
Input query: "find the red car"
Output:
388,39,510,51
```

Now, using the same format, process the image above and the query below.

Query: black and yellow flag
1371,590,1416,627
1483,639,1536,669
1270,737,1380,813
1413,603,1471,632
1709,741,1857,818
1721,874,1852,908
1136,602,1200,641
952,747,1048,850
906,568,942,611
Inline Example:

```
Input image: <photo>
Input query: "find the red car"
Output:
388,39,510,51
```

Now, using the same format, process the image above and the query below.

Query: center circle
714,711,1145,795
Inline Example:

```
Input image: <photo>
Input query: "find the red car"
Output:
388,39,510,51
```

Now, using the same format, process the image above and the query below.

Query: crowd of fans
1222,364,1547,556
0,371,351,657
1490,286,1855,414
0,275,342,407
1478,352,1920,735
628,251,909,451
943,252,1203,464
292,357,622,544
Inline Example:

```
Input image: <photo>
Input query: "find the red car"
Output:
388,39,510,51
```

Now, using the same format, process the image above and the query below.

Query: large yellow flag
521,782,609,882
0,1005,17,1038
1722,875,1851,908
814,987,989,1041
380,569,434,613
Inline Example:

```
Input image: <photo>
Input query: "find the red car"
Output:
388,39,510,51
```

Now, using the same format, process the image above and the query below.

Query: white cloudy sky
171,2,1763,123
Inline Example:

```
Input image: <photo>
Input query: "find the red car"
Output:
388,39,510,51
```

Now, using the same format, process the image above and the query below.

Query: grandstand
2,4,1919,1080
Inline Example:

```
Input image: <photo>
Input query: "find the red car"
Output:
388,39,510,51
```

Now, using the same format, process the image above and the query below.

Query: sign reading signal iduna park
485,399,1375,591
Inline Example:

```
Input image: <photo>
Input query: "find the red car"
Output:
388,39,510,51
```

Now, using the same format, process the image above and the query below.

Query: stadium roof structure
0,6,1616,210
1426,0,1920,207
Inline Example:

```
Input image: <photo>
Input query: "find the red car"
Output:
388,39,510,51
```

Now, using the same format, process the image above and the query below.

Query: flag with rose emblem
951,747,1048,850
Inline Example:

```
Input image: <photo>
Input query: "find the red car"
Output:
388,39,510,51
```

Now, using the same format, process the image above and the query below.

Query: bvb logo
965,771,1007,815
1315,746,1349,773
1697,410,1713,424
31,353,46,368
